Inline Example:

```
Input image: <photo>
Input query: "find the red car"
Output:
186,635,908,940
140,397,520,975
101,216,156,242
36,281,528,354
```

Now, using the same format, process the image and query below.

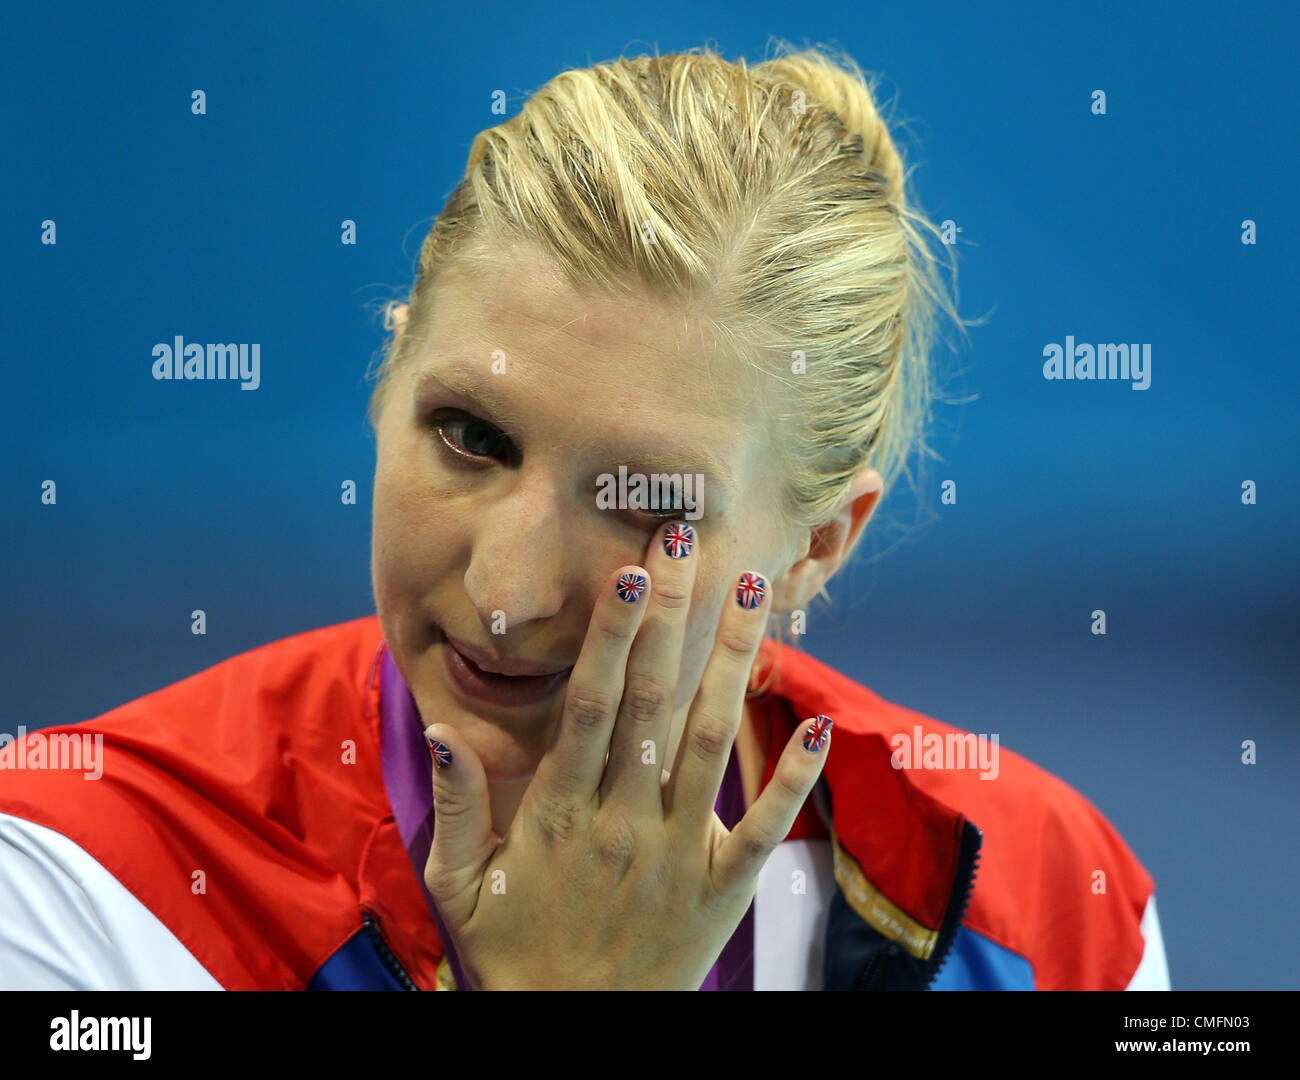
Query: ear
388,302,411,337
770,467,883,613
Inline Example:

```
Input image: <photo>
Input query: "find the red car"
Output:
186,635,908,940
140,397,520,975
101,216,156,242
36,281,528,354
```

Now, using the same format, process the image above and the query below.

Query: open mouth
435,625,573,708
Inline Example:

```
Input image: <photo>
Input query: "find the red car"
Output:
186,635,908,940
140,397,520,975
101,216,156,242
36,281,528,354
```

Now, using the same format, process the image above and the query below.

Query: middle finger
599,519,699,815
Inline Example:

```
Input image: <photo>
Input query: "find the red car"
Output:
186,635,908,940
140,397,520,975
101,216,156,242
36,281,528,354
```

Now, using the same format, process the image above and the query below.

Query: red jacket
0,615,1160,989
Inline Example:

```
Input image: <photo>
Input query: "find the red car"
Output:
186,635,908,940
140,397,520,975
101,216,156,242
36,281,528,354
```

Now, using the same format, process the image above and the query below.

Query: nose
462,469,567,631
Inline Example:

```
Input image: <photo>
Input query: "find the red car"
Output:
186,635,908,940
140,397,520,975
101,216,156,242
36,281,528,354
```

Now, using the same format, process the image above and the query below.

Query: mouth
435,624,574,708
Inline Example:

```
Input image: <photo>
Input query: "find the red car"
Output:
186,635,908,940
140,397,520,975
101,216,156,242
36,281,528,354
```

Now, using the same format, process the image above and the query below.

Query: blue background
2,1,1296,989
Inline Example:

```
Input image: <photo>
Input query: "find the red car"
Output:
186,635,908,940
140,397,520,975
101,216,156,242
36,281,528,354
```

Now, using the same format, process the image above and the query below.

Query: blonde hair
367,41,966,681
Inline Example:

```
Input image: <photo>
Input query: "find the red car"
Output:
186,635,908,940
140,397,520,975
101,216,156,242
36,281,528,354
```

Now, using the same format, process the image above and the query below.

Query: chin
413,655,562,779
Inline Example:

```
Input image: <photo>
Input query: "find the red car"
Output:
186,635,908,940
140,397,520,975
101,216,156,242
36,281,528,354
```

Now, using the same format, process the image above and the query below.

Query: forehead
412,245,775,489
428,246,748,387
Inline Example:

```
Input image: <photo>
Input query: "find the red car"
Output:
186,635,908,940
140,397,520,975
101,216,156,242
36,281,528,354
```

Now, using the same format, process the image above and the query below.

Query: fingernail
736,572,766,609
426,734,453,770
617,571,648,602
802,714,833,753
663,522,694,559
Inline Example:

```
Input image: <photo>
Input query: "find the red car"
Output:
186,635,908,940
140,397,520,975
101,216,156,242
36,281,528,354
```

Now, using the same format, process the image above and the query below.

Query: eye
642,501,689,521
595,481,696,523
432,410,511,463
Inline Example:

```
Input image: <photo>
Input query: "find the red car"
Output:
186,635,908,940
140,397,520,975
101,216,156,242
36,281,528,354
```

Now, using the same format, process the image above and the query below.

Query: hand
421,520,833,990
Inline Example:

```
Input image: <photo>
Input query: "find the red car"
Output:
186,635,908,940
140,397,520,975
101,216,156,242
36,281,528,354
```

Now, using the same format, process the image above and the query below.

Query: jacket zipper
919,821,983,990
361,908,420,990
854,945,889,990
853,820,983,990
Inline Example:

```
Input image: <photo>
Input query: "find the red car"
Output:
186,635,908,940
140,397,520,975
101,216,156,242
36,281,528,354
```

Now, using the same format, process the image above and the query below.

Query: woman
0,44,1168,990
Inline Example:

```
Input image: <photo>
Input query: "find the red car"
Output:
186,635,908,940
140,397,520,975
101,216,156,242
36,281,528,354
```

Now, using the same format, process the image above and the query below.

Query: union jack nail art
736,572,766,609
426,735,453,769
803,714,833,753
663,522,694,559
617,571,648,603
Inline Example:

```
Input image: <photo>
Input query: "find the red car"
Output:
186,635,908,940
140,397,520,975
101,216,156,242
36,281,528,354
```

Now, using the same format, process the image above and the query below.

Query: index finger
532,564,651,807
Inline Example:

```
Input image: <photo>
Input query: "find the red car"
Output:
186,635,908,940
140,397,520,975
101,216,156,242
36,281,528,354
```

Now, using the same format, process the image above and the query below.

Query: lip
441,629,573,677
437,626,573,709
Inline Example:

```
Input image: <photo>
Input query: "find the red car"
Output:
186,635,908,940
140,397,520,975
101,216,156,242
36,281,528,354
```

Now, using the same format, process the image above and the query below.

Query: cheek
371,442,454,604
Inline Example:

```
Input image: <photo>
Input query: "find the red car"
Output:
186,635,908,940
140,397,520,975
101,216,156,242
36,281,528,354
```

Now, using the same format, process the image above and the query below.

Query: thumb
423,724,496,921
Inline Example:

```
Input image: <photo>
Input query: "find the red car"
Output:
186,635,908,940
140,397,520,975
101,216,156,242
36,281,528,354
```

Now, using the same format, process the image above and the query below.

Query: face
371,242,797,782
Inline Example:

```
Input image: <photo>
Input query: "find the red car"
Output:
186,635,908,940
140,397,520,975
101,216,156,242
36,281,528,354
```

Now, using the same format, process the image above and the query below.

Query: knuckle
424,859,479,910
422,857,460,903
716,626,758,660
595,606,639,644
739,828,773,865
621,671,670,722
650,578,691,611
769,760,808,804
687,716,733,762
426,862,452,904
430,783,476,825
532,791,582,846
566,685,616,730
592,813,639,869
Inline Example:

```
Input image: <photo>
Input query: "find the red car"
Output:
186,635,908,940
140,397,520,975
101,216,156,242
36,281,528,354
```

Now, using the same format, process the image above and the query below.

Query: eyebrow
414,368,737,503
